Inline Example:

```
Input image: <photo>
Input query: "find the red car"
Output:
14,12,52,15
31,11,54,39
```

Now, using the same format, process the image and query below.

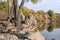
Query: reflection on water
39,21,60,40
40,28,60,40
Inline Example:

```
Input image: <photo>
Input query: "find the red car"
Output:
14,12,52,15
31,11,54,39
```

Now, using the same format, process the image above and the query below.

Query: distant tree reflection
47,22,57,32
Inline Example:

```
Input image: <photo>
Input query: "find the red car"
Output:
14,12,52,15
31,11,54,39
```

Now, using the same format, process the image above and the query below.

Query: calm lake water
40,28,60,40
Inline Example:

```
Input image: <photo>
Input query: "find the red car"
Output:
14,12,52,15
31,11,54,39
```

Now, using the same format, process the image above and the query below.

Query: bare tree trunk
18,0,25,20
7,0,11,21
17,0,25,27
13,0,17,27
7,0,14,21
7,0,25,27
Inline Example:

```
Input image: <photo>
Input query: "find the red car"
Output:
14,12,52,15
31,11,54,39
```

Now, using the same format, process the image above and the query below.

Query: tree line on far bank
0,2,59,24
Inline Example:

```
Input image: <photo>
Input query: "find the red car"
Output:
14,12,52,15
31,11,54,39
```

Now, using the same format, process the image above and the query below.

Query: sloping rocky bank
0,14,45,40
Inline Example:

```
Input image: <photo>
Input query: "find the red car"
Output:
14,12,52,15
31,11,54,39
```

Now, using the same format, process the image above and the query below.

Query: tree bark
17,0,25,27
13,0,17,27
7,0,14,21
18,0,25,20
7,0,11,21
8,0,25,27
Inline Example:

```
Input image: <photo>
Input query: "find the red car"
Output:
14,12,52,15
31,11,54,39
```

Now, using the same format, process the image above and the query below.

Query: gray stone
0,34,19,40
28,31,45,40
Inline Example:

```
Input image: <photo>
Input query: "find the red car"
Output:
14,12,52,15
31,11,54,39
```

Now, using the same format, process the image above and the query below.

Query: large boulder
0,34,18,40
28,31,45,40
19,14,37,33
25,15,37,27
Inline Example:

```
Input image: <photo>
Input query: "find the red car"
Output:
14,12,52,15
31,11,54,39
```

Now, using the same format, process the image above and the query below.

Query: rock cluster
0,14,45,40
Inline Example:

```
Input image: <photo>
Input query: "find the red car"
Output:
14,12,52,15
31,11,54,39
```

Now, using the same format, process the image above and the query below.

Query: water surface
40,28,60,40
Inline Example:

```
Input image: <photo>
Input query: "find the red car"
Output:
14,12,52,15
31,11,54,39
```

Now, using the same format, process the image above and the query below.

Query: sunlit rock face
0,34,18,40
18,31,45,40
17,15,45,40
0,32,45,40
28,31,45,40
0,12,45,40
25,14,37,28
20,15,37,33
